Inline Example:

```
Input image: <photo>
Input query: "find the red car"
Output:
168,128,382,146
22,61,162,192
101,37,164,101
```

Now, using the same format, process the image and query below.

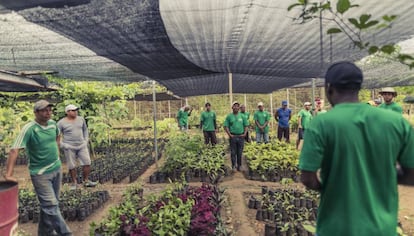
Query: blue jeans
230,136,245,168
256,132,269,143
31,169,72,236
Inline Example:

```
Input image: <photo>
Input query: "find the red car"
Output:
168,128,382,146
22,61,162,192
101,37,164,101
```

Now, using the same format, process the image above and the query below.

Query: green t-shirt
298,109,312,129
200,110,216,131
299,103,414,236
240,111,250,125
12,120,61,175
223,113,248,135
378,102,403,114
253,110,271,133
177,109,190,126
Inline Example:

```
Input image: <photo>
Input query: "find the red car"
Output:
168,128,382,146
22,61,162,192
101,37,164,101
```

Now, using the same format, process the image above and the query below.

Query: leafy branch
288,0,414,68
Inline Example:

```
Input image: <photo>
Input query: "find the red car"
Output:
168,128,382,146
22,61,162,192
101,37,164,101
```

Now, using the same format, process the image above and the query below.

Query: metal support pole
152,80,159,165
312,78,316,113
294,89,297,114
244,94,247,107
270,93,273,128
229,73,233,106
286,88,289,104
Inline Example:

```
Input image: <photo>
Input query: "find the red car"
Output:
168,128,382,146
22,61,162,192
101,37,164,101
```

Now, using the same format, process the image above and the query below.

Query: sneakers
84,180,98,187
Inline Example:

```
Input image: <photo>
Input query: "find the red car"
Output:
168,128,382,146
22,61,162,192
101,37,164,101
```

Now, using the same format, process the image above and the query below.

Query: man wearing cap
296,101,312,149
378,87,403,114
314,98,327,115
224,101,249,171
200,102,217,145
4,100,72,235
177,105,193,130
240,104,251,142
299,61,414,236
58,104,97,189
275,100,292,142
254,102,271,143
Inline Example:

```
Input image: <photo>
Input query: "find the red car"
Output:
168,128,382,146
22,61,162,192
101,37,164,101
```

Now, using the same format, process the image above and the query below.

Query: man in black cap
298,62,414,236
4,100,72,235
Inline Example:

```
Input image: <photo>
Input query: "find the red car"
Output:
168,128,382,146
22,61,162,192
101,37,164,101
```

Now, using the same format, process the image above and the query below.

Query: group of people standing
3,102,97,235
177,62,413,236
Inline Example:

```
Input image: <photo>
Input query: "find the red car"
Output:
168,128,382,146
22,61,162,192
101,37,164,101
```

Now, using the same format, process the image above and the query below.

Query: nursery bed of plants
62,138,166,185
244,141,300,182
247,186,319,236
149,134,232,184
91,181,227,236
18,188,110,224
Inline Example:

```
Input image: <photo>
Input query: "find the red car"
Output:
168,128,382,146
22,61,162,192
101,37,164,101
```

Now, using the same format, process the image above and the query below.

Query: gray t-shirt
57,116,89,147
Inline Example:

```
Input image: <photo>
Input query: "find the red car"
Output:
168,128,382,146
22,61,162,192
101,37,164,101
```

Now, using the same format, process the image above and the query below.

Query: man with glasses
58,104,97,189
4,100,72,235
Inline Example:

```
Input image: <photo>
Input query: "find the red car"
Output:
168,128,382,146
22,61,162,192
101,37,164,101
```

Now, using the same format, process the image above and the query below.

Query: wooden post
168,100,171,118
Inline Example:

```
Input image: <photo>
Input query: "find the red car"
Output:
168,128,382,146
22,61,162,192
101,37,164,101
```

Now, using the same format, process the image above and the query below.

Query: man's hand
3,174,17,182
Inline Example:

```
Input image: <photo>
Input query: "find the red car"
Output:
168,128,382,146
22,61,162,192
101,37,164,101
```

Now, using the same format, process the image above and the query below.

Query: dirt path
7,158,414,236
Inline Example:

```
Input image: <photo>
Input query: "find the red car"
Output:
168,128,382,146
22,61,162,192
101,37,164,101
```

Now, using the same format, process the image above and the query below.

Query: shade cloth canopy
0,0,413,96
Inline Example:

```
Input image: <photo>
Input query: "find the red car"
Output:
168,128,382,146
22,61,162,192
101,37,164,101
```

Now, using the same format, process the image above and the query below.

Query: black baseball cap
325,61,363,88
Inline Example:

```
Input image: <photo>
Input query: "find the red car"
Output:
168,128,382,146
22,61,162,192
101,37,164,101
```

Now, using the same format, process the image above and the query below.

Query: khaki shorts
63,145,91,170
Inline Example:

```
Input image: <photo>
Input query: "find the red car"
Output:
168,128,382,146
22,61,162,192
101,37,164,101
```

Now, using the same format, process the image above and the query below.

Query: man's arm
398,166,414,185
3,148,19,182
242,126,247,137
255,119,260,128
224,126,232,138
298,115,302,128
274,110,279,121
57,135,61,149
176,111,181,127
82,117,89,141
300,170,321,191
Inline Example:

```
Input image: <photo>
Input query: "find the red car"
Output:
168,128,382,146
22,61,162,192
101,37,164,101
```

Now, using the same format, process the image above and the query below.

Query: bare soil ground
4,158,414,236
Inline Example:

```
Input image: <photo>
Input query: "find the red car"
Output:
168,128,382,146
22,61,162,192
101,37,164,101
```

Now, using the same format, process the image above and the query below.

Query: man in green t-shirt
378,87,403,114
176,105,193,130
299,62,414,236
254,102,271,143
4,100,72,236
240,104,251,142
224,101,248,171
296,101,312,149
200,102,217,145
